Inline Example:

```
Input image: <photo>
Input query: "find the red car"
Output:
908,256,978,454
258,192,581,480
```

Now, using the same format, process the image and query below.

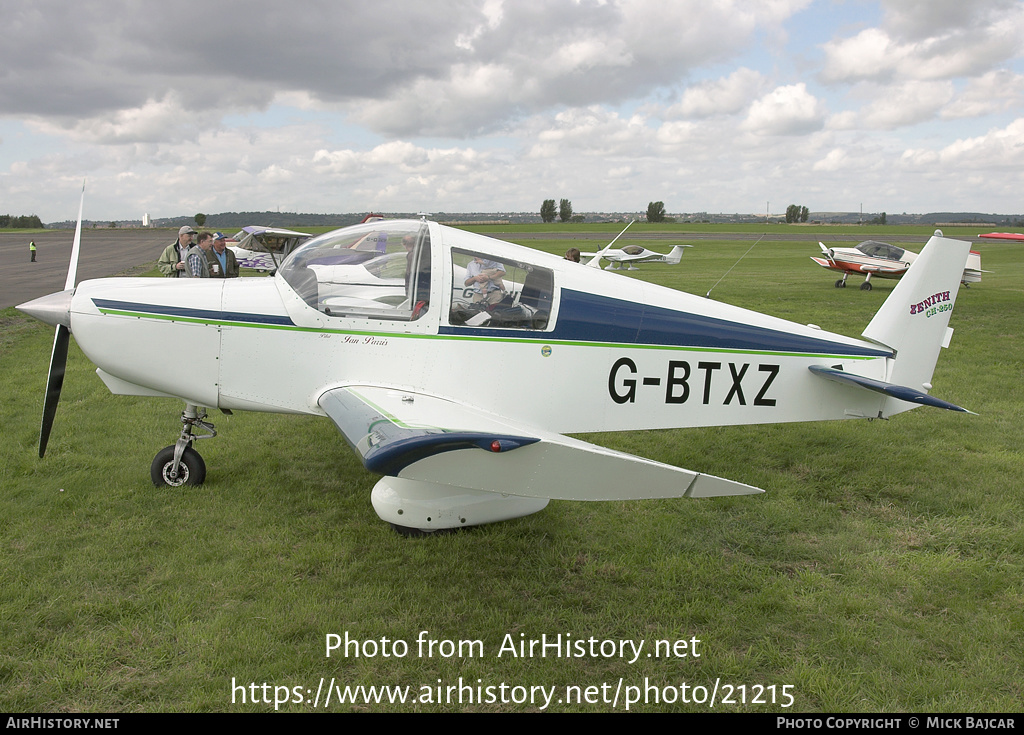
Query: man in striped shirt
185,232,214,278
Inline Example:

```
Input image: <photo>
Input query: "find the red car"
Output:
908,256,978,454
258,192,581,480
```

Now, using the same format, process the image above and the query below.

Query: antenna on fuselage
704,233,766,299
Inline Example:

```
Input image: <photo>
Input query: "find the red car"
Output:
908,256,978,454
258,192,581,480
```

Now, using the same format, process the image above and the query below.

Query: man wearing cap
157,226,197,277
206,232,239,278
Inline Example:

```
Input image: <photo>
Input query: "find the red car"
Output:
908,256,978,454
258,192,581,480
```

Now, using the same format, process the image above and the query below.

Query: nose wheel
151,404,216,487
151,445,206,487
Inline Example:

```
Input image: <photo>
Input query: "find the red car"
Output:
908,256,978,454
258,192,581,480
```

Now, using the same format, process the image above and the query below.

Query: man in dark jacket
207,232,239,278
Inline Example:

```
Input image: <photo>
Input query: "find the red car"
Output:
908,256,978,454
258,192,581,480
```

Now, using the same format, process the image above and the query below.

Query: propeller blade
39,324,70,458
37,181,85,458
65,181,86,291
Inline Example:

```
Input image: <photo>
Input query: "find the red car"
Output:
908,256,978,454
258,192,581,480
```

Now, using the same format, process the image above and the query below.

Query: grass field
1,227,1021,712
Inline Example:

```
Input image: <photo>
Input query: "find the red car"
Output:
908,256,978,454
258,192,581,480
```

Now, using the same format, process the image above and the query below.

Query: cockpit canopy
278,219,558,331
233,226,311,255
279,220,431,321
855,240,905,261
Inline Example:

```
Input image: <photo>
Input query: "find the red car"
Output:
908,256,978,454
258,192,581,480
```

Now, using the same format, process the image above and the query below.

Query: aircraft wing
238,225,312,238
318,386,762,500
979,232,1024,241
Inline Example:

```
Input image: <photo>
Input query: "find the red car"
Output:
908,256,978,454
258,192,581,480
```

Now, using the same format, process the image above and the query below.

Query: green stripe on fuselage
95,306,882,361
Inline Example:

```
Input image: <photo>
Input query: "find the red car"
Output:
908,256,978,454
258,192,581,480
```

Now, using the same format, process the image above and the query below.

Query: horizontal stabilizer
319,386,763,500
809,365,973,413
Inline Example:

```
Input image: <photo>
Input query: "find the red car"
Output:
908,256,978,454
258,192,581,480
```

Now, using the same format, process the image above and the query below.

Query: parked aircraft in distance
812,238,983,290
978,232,1024,242
19,190,974,535
228,226,311,271
580,243,691,270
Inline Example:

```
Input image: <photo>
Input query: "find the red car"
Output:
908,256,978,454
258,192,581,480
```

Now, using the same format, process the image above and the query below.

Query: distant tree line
0,214,44,228
540,199,583,223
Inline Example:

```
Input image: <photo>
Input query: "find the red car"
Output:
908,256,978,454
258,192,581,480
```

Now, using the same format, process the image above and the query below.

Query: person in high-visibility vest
29,241,36,262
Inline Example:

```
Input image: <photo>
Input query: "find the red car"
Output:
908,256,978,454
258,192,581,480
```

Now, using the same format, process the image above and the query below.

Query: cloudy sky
2,0,1023,221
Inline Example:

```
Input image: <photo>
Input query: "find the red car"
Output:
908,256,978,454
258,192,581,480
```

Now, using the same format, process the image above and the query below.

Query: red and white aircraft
812,238,983,291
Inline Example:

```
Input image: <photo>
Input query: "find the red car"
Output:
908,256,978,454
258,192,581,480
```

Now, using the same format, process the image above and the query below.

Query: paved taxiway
1,229,172,309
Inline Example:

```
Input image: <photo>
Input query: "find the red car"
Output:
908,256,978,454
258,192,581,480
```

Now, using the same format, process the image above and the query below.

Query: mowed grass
0,229,1022,712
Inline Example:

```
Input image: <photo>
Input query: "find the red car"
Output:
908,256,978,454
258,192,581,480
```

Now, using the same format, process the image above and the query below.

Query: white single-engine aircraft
19,189,973,534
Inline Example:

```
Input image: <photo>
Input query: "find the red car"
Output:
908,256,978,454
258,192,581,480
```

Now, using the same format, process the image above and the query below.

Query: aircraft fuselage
70,221,898,434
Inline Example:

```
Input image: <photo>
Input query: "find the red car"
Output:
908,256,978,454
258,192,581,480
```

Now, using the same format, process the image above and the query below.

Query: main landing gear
834,273,873,290
151,404,216,487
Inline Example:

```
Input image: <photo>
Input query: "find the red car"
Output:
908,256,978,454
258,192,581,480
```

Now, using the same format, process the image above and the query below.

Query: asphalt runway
0,229,173,309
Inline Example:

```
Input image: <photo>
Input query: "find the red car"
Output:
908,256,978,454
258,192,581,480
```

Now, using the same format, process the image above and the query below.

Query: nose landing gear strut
151,404,217,487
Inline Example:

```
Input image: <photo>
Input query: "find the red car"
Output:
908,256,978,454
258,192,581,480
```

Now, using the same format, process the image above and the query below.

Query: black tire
834,279,845,288
151,445,206,487
860,281,873,291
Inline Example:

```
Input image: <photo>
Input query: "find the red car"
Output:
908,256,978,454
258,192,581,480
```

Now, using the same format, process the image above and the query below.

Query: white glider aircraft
19,192,973,534
581,243,691,270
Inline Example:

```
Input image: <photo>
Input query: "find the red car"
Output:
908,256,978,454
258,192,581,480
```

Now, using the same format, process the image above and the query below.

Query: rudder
861,233,971,414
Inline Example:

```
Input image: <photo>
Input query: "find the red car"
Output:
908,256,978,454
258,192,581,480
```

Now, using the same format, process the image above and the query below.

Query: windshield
855,240,905,261
279,220,431,321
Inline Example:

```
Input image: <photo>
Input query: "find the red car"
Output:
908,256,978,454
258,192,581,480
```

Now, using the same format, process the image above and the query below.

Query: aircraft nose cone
16,289,74,329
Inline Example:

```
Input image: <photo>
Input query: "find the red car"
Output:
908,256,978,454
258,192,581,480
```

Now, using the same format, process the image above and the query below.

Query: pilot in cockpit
464,256,506,305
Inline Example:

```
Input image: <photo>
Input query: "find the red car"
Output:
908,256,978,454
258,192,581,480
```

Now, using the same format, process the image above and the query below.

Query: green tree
646,201,666,223
559,199,573,222
195,213,207,227
784,205,812,223
540,200,556,223
1,214,44,228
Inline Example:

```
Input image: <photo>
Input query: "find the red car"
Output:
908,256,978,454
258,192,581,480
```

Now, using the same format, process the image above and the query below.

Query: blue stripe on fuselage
441,288,892,357
95,290,891,358
92,298,295,326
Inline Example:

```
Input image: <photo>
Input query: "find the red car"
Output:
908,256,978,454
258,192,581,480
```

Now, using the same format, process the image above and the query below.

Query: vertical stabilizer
665,245,687,264
861,234,970,413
